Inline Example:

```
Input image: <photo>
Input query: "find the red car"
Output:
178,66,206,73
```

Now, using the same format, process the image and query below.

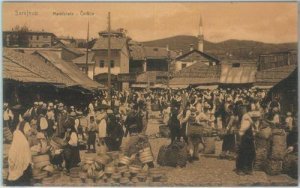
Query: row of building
3,20,298,107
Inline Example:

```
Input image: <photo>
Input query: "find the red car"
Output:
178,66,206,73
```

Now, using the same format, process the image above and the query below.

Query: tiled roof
3,57,50,83
62,46,85,56
3,48,76,86
92,36,127,50
175,49,219,63
170,63,221,85
220,63,257,84
136,71,168,83
72,52,96,65
3,30,55,36
255,65,297,86
143,47,168,59
128,41,145,61
34,51,104,90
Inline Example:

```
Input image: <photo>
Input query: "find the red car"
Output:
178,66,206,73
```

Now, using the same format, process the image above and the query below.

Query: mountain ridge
142,35,297,60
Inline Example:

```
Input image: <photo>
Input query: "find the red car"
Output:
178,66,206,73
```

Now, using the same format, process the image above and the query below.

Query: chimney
190,44,194,51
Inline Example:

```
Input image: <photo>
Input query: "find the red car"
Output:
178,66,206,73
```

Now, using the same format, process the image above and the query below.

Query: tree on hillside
8,25,30,47
16,25,30,47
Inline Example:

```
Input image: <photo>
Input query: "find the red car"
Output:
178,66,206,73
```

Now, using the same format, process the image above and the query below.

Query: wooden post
107,12,111,100
85,21,89,75
167,45,170,89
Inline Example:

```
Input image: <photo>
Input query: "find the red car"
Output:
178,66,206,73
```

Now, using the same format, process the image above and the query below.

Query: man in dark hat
168,100,181,143
106,109,124,151
56,103,67,138
138,100,148,134
124,103,142,136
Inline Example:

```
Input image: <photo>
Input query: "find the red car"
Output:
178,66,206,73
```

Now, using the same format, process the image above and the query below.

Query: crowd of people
4,87,298,185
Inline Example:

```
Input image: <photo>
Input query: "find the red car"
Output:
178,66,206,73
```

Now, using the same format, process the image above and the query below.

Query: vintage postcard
2,1,298,186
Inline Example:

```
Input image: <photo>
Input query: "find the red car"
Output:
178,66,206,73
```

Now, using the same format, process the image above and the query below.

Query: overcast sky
3,2,298,43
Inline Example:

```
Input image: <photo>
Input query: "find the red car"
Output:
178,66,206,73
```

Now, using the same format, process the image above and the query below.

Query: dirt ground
3,111,297,186
82,111,297,186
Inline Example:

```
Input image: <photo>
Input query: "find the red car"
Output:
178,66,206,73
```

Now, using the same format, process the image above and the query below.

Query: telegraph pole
167,45,170,89
107,12,112,101
85,21,89,75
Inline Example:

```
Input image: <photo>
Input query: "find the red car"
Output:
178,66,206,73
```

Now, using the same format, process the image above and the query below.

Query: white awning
150,84,167,89
169,84,189,89
195,85,218,90
131,84,148,88
252,85,273,89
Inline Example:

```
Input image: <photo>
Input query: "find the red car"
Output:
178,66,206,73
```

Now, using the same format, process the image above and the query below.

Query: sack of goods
258,120,272,139
283,153,298,179
157,145,169,166
187,122,212,137
203,136,216,154
157,140,187,168
264,159,283,176
254,136,270,171
159,125,170,138
270,129,287,160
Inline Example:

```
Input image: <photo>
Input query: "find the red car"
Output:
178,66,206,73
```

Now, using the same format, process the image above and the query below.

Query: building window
43,35,48,38
181,63,187,69
36,35,39,40
30,36,33,40
110,60,114,68
100,60,104,68
232,63,240,68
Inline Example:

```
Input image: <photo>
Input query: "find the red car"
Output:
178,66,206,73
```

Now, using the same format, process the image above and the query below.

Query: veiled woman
7,111,32,186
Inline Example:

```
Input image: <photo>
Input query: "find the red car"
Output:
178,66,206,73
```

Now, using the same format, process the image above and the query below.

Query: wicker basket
203,137,216,154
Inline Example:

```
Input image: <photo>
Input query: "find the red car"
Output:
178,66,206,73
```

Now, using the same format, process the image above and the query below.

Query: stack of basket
32,154,55,182
139,147,154,164
264,128,286,175
3,168,8,184
78,150,167,186
3,127,13,143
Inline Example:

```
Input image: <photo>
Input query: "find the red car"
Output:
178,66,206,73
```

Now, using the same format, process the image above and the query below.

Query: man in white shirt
236,106,255,175
4,103,14,132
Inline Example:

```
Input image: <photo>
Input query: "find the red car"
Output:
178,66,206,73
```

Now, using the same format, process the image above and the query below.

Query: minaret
198,15,204,52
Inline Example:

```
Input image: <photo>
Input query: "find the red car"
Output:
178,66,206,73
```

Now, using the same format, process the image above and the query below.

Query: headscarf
8,122,32,181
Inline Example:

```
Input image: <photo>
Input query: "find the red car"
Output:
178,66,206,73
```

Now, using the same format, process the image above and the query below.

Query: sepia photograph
2,1,298,186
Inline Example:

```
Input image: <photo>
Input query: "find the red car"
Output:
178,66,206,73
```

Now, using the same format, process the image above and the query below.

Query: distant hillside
142,35,297,60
